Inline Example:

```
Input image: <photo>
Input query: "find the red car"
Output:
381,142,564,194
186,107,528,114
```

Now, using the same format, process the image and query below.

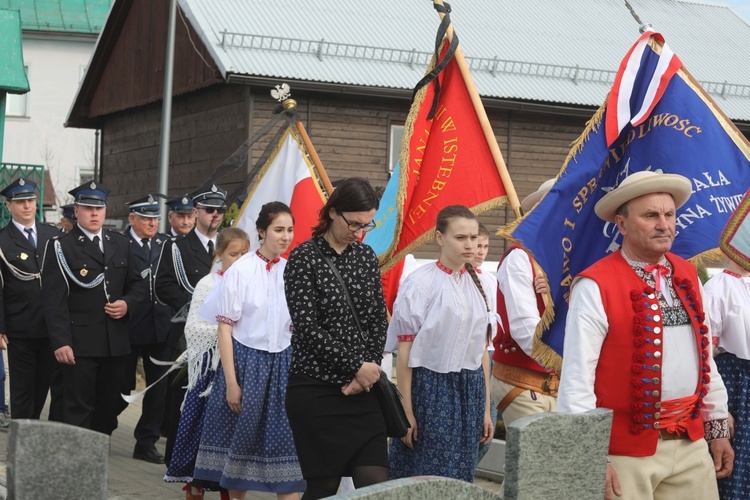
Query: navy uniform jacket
125,229,172,345
155,229,212,312
42,225,147,357
0,222,60,338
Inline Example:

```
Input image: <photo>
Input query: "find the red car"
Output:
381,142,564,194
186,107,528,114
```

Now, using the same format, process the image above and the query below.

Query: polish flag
235,129,327,257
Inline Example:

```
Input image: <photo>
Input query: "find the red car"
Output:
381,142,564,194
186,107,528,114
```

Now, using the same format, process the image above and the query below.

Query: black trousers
61,354,127,435
6,337,55,419
114,342,171,449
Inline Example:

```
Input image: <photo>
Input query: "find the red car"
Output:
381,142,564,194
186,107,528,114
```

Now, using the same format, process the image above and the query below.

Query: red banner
379,45,508,271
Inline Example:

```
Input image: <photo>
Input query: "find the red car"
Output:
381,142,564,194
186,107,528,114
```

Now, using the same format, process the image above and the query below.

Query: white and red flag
234,128,327,257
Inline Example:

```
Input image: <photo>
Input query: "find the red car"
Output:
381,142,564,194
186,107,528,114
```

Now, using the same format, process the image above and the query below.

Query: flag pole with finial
432,0,522,218
271,84,334,196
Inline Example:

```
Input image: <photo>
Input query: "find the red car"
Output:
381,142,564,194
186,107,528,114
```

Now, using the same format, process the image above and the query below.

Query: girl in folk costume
388,205,497,482
704,252,750,499
164,227,249,499
193,202,305,500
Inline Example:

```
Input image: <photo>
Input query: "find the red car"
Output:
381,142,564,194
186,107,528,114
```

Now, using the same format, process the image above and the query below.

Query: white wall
2,33,98,222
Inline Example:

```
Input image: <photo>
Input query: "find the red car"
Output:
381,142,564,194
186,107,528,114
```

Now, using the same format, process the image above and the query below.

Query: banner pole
432,0,522,219
282,99,334,196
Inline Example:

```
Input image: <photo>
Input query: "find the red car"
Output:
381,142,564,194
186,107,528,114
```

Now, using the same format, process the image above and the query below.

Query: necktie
93,235,103,256
142,238,150,252
24,227,36,249
207,240,214,258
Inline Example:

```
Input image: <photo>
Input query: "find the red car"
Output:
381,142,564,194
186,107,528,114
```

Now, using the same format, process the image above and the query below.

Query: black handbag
311,239,411,438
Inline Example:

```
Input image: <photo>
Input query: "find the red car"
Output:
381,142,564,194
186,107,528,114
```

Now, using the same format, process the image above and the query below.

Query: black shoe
133,446,165,464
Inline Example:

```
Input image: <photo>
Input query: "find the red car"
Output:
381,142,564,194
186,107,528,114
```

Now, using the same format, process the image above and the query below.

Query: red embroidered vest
579,251,710,456
492,246,548,374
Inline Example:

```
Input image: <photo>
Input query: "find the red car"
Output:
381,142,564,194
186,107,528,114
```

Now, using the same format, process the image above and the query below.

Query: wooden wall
99,84,589,263
101,84,247,217
88,0,222,120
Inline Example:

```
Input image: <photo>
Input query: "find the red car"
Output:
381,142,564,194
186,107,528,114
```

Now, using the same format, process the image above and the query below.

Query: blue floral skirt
193,341,305,493
716,353,750,499
389,366,485,482
164,352,217,483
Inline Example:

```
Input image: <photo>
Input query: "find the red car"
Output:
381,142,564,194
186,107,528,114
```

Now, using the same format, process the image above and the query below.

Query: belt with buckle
492,363,558,396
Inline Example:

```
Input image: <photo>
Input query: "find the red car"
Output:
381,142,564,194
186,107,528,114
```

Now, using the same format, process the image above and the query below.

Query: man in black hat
155,184,226,464
114,194,172,463
42,181,146,434
59,204,76,232
0,178,60,424
165,195,196,237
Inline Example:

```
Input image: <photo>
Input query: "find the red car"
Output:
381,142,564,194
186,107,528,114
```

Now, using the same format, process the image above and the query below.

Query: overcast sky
712,0,750,22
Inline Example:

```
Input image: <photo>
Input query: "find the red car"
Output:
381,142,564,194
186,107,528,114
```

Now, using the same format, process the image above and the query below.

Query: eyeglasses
338,211,376,233
199,207,226,215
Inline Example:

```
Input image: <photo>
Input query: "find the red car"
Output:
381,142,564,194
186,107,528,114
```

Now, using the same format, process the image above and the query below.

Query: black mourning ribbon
410,1,460,120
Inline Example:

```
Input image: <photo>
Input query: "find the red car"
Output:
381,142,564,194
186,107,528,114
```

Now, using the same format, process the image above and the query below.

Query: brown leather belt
492,362,559,397
659,429,689,440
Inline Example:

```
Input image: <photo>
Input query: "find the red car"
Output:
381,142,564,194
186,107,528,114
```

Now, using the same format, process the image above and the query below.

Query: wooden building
66,0,750,260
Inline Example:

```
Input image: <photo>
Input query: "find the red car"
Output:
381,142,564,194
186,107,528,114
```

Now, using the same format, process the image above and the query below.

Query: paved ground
0,354,502,498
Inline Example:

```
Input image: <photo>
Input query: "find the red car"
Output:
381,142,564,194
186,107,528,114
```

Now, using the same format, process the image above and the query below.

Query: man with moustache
166,195,196,237
42,181,146,434
115,194,172,463
156,184,226,465
0,178,59,423
558,171,733,500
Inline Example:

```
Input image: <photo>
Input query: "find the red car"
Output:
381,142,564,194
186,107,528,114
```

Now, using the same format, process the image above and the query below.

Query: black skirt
286,373,388,478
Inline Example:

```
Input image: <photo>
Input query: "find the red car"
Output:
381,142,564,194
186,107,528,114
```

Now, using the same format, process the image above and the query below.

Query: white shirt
194,229,217,255
78,226,103,252
704,270,750,361
12,219,35,242
199,252,291,353
497,248,540,357
558,276,728,421
386,262,498,373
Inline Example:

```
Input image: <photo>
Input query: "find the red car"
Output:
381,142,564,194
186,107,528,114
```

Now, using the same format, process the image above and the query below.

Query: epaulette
105,229,129,239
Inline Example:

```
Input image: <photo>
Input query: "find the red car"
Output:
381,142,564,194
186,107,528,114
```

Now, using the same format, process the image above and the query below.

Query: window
5,66,28,117
389,124,404,173
77,167,95,185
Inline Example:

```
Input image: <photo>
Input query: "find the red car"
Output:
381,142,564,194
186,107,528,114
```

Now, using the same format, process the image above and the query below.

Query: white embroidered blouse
386,261,498,373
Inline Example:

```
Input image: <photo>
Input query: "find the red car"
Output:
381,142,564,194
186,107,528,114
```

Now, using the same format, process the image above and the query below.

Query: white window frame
5,66,29,118
389,124,404,173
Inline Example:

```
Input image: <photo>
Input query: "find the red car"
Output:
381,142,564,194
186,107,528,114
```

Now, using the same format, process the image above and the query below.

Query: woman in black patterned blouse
284,177,389,499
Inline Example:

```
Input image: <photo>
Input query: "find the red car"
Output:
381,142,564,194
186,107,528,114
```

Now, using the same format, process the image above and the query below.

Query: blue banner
364,162,401,257
510,68,750,369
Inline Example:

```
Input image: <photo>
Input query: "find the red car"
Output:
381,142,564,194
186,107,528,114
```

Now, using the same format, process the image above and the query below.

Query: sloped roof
177,0,750,121
0,0,114,34
0,8,29,93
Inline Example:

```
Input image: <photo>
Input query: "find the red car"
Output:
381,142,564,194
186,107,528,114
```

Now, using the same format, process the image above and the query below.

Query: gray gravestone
332,476,500,499
7,420,109,499
503,408,613,500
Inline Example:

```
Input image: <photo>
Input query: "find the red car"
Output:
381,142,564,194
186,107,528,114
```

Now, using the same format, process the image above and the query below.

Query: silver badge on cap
90,181,97,190
18,178,25,186
211,185,217,193
148,195,154,204
182,197,188,204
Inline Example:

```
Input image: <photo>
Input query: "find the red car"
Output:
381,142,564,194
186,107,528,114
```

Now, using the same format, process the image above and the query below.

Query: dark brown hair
436,205,476,234
312,177,379,236
257,201,294,239
477,222,490,238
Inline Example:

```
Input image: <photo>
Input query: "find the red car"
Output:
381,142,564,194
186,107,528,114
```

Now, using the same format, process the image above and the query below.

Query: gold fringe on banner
379,196,508,274
376,42,449,268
